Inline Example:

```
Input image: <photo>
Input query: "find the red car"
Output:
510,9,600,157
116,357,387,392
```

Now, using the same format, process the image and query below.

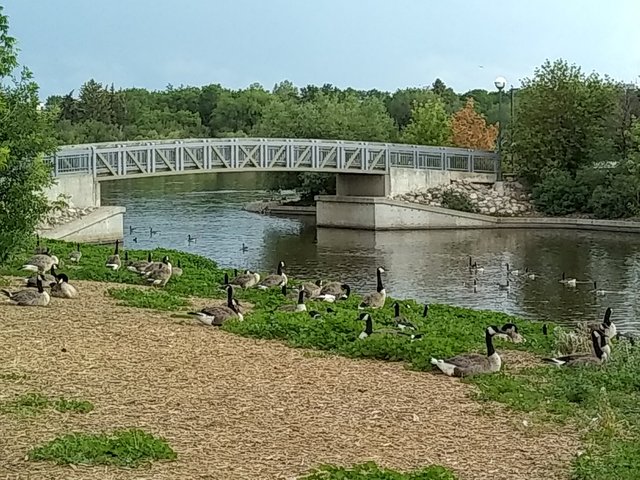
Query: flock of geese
0,240,627,379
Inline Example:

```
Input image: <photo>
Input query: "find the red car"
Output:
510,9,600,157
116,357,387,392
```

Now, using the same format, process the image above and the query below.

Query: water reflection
102,173,640,333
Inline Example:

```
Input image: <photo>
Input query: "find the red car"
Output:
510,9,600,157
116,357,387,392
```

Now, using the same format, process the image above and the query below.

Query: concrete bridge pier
335,173,389,197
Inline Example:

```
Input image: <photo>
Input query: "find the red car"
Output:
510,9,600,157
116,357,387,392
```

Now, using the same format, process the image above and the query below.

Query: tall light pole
494,76,506,181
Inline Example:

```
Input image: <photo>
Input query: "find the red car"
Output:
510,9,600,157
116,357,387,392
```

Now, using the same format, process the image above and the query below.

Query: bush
532,170,597,215
589,173,640,219
440,190,477,213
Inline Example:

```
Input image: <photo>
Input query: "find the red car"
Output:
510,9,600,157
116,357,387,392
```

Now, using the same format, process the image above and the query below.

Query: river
102,173,640,333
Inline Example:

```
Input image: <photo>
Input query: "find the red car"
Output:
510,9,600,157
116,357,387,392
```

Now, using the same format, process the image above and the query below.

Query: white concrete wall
389,168,496,196
45,174,101,208
40,206,125,243
335,173,389,197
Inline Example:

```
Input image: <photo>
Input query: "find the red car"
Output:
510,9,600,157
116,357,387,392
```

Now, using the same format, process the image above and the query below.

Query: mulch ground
0,278,580,480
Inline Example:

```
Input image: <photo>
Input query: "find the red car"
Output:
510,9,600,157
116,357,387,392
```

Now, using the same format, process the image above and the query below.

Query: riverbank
1,240,638,479
244,198,316,216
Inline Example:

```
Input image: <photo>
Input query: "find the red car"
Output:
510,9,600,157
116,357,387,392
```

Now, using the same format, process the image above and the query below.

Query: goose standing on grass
430,326,502,377
230,270,261,289
358,313,374,339
146,256,172,287
188,285,243,326
172,259,183,277
589,307,617,340
23,250,59,273
280,284,299,301
393,302,417,331
127,252,152,273
257,261,287,289
2,276,50,306
105,240,121,270
358,267,386,309
69,243,82,264
543,330,607,367
50,274,79,299
278,290,307,312
34,234,48,254
495,323,526,343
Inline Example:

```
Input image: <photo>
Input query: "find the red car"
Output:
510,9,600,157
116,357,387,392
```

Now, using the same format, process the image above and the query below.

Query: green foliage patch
0,393,94,416
28,428,176,467
301,462,458,480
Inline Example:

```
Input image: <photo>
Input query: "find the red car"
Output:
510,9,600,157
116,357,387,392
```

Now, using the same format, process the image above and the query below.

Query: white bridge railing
46,138,498,179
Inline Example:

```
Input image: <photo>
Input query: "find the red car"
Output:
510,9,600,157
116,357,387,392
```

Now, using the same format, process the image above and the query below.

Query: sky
4,0,640,100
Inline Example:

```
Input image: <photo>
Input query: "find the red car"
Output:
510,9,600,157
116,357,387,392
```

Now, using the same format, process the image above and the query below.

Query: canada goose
358,267,386,309
133,237,138,243
34,234,47,254
358,313,374,339
23,250,59,273
127,252,152,273
150,227,158,236
105,240,121,270
525,268,536,280
241,243,248,252
50,274,79,299
172,259,183,277
592,281,606,296
314,283,351,302
299,280,323,298
230,270,260,289
146,256,172,286
422,303,429,318
560,272,577,287
278,290,306,312
188,285,242,326
2,276,50,306
280,284,299,301
69,243,82,263
495,323,526,343
473,278,477,293
308,307,335,320
188,234,196,243
430,326,502,377
257,261,287,289
26,265,56,288
588,307,617,340
542,324,548,336
393,302,417,331
506,263,521,276
543,330,607,367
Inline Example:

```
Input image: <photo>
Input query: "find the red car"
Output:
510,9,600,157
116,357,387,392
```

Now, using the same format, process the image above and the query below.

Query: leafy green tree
0,7,57,261
401,94,452,146
510,59,618,184
386,88,435,129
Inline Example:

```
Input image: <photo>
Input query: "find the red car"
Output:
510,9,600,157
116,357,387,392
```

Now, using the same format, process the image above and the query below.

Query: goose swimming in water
430,326,502,377
358,267,386,309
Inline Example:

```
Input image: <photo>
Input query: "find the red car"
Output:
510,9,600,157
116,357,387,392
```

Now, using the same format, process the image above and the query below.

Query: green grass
0,393,94,416
4,238,640,478
107,287,190,311
28,428,176,467
301,462,458,480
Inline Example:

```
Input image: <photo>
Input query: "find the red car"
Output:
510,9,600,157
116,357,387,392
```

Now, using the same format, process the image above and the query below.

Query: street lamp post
494,76,506,181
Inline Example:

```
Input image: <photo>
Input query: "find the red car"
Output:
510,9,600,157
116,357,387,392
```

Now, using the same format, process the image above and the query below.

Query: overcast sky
4,0,640,99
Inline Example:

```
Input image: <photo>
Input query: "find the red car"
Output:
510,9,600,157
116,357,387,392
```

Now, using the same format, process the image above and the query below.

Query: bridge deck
46,138,498,180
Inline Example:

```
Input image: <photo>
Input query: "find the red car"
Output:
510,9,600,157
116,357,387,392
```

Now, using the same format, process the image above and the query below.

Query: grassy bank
2,238,639,479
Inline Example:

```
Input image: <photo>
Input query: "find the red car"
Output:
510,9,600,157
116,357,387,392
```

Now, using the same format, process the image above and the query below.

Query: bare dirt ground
0,279,580,480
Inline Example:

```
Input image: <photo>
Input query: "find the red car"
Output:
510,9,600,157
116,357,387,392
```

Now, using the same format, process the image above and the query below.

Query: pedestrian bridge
45,138,498,206
47,138,497,179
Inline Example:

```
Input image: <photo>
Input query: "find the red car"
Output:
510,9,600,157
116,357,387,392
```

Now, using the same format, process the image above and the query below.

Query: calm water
102,173,640,333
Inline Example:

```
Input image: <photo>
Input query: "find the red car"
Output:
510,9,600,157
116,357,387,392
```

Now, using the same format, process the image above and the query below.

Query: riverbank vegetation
2,239,639,478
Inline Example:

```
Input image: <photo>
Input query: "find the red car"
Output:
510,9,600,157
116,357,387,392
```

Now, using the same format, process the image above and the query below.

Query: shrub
589,173,640,219
532,170,596,215
440,190,477,213
301,462,458,480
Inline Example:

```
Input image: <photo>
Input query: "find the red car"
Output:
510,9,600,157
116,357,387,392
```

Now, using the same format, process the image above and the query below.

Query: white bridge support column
45,174,101,207
335,173,390,197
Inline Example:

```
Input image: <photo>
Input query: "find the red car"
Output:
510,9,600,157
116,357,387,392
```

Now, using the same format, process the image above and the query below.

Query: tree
451,98,498,150
0,7,57,261
510,59,618,184
401,94,452,146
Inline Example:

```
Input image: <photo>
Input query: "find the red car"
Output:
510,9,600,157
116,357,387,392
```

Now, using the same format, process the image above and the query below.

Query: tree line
46,79,500,150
